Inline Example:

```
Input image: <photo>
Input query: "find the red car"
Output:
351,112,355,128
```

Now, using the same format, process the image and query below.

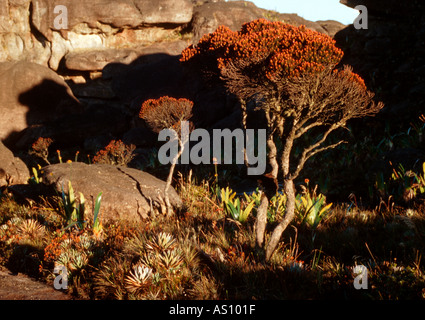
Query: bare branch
294,121,323,139
287,122,340,180
290,139,346,180
284,66,383,128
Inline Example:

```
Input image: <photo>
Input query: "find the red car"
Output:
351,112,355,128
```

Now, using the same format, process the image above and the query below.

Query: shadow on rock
106,52,238,131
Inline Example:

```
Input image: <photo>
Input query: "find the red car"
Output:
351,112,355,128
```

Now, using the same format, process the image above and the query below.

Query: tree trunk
255,134,278,249
265,129,295,261
265,178,296,261
264,109,279,178
255,192,269,248
164,161,176,216
164,139,185,216
267,137,279,178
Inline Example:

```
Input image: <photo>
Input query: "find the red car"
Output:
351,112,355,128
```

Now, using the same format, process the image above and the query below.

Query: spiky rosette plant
139,96,194,215
125,263,153,294
142,232,184,274
18,219,46,240
145,232,177,252
124,232,189,298
181,19,384,261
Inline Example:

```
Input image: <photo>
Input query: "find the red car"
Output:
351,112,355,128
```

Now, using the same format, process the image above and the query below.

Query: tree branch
289,123,344,180
294,121,323,139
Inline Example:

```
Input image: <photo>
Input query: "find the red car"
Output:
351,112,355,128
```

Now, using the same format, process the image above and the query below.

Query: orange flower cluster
139,98,160,120
0,228,20,244
32,137,53,153
333,68,367,91
92,140,136,166
181,19,344,82
180,25,237,63
44,233,73,263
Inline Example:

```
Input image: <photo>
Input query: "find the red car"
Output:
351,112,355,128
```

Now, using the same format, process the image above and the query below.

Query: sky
248,0,359,25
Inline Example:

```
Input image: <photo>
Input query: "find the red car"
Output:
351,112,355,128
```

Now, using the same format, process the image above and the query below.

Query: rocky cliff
0,0,343,72
0,0,194,70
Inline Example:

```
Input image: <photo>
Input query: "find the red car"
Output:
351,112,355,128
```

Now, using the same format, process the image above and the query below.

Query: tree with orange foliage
181,19,383,261
139,96,194,215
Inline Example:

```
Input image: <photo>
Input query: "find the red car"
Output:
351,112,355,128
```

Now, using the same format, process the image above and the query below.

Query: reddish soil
0,266,71,300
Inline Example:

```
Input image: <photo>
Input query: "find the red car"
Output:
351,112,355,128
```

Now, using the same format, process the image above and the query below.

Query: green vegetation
1,161,425,299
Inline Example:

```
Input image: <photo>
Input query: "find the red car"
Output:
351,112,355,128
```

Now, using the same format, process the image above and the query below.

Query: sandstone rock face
31,0,193,41
0,0,343,71
0,141,30,187
40,162,183,222
0,61,81,148
0,0,193,69
0,0,51,64
134,0,194,25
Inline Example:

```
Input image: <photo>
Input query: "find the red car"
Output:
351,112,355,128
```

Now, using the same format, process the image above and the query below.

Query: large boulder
40,162,182,222
0,61,82,149
0,141,30,187
64,48,140,72
65,40,189,73
316,20,346,38
335,0,425,123
340,0,423,18
134,0,194,25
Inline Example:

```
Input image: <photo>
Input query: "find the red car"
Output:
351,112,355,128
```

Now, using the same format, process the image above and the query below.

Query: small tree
139,96,194,215
30,137,53,165
92,140,136,166
181,19,383,260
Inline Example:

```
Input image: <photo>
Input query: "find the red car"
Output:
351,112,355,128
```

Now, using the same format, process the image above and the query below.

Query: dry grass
1,174,425,300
